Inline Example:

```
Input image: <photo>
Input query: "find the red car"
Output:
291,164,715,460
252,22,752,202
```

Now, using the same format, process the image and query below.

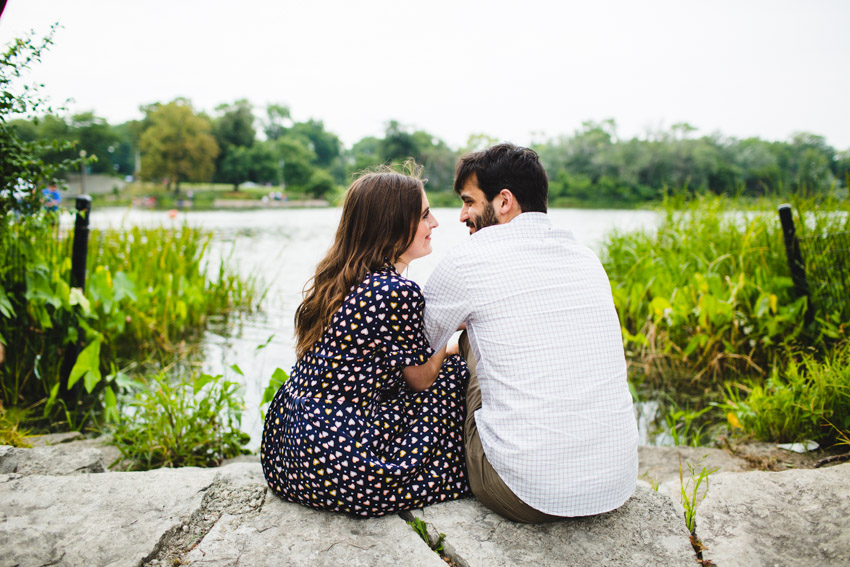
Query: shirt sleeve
373,278,435,368
423,252,471,351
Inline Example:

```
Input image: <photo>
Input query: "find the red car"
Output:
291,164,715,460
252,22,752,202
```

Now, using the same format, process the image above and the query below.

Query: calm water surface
90,206,659,448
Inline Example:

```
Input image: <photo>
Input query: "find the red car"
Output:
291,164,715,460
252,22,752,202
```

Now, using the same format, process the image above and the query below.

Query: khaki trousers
460,332,563,523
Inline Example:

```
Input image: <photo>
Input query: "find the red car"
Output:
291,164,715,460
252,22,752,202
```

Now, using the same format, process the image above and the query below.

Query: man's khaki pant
460,332,563,523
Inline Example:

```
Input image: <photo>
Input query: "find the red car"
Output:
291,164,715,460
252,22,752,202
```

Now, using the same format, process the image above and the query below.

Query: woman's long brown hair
294,165,425,359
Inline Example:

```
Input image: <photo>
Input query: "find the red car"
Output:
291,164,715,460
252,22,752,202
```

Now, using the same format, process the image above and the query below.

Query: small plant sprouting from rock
407,516,446,554
679,454,720,533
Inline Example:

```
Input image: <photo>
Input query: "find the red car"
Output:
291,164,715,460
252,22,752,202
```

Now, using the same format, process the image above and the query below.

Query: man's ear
495,188,521,221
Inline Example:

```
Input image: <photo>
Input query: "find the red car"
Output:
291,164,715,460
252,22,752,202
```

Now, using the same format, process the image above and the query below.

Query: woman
261,166,470,517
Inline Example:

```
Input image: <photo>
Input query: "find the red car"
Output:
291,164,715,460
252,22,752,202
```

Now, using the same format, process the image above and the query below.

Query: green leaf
69,287,91,314
193,373,218,395
230,364,244,376
650,296,672,319
104,386,119,423
0,286,15,318
261,367,289,408
112,271,136,302
67,340,102,392
44,382,60,417
256,334,275,351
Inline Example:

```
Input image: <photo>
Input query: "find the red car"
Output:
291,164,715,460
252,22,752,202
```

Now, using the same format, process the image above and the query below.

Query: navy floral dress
261,266,470,517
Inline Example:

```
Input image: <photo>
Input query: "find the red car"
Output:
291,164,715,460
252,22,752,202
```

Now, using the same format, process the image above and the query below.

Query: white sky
1,0,849,150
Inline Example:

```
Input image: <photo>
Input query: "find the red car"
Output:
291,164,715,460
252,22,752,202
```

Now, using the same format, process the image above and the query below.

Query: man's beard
468,202,498,233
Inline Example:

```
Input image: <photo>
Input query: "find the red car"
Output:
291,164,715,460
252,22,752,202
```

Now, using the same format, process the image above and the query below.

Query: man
423,143,638,522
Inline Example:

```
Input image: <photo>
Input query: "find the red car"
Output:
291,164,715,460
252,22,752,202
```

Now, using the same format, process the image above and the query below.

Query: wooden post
778,204,813,325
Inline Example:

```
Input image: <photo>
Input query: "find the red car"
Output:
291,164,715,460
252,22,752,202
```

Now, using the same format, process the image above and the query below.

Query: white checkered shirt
423,212,638,516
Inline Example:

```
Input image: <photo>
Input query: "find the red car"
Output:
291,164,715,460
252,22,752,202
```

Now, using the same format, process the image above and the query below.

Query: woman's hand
402,345,447,392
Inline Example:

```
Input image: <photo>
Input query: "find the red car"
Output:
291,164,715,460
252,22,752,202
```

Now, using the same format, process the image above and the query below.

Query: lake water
88,206,660,448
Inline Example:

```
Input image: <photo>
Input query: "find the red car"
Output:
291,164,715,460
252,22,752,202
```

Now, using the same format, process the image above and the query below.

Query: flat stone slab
696,463,850,567
638,446,750,488
409,485,696,567
0,467,219,567
28,432,84,446
184,488,445,567
0,443,106,475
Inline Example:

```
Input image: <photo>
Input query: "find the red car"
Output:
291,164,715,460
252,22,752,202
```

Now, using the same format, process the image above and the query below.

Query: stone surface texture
408,486,695,567
0,467,218,567
1,439,848,567
695,463,850,567
0,444,106,476
184,490,446,567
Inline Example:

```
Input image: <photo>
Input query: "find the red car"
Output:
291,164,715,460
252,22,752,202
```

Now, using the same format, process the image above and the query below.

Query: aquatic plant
109,367,251,470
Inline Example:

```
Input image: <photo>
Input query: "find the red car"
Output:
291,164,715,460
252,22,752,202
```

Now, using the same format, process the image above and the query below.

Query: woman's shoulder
350,266,423,303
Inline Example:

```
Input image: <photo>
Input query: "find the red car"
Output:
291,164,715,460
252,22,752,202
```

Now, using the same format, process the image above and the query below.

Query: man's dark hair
453,143,548,213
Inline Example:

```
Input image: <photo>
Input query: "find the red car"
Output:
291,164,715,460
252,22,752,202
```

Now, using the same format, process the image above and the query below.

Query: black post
60,195,92,391
70,195,92,290
778,204,813,325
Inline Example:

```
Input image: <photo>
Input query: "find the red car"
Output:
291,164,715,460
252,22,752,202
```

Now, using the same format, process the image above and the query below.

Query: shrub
723,343,850,445
110,368,251,470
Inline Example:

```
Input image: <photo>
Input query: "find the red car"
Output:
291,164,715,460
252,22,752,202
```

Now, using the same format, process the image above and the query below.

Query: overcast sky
1,0,848,150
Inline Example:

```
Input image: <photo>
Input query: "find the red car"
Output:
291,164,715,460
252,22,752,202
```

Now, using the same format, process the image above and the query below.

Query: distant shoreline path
211,198,330,209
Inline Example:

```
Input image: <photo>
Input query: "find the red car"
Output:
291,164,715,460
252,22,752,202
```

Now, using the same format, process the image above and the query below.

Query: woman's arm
402,345,447,392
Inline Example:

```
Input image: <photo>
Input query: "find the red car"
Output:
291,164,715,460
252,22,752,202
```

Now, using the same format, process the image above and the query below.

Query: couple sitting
261,143,638,522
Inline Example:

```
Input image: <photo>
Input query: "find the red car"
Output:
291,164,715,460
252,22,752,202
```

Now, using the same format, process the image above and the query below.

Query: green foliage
0,218,257,429
537,120,847,202
110,369,251,470
1,25,81,216
88,224,258,358
346,121,459,193
662,405,713,447
601,194,848,387
407,516,446,555
723,344,850,444
139,99,219,192
261,367,289,415
11,111,134,176
0,404,32,447
679,456,719,533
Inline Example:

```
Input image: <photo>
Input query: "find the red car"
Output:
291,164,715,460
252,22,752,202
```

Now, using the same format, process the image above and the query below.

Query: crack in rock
400,510,470,567
141,471,267,566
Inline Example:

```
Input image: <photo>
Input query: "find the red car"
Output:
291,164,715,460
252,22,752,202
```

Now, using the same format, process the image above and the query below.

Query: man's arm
423,253,470,351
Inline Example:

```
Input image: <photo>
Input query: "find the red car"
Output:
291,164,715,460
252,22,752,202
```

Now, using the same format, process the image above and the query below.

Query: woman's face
399,189,438,265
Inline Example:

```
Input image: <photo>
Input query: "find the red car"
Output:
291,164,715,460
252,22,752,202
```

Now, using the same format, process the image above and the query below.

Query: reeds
602,193,849,445
0,214,257,429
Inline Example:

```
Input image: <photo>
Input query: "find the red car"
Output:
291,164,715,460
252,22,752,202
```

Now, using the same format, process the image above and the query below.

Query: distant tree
212,99,256,190
379,120,419,162
68,112,122,174
263,103,292,141
219,142,281,187
213,99,255,149
789,133,836,192
348,136,382,173
0,25,79,215
289,119,342,168
275,137,317,189
461,133,500,153
139,99,219,193
306,169,336,199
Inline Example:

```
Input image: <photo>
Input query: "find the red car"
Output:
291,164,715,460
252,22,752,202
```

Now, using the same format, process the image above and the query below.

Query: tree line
10,99,850,203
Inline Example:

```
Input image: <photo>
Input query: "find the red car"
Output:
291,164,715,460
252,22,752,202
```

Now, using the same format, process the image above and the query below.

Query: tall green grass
723,343,850,445
88,225,259,360
602,194,848,388
0,212,258,430
602,193,849,445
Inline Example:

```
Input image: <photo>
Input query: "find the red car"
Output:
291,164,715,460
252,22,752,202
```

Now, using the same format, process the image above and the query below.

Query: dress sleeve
372,277,435,368
423,252,471,351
